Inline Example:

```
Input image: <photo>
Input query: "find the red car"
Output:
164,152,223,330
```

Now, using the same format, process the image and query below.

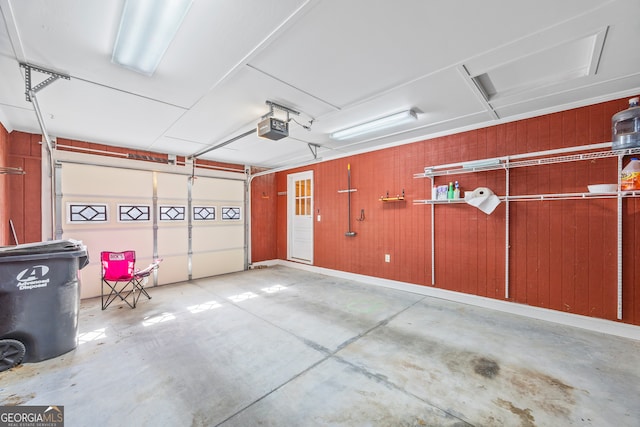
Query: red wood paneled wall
7,131,42,244
251,172,278,261
251,96,640,326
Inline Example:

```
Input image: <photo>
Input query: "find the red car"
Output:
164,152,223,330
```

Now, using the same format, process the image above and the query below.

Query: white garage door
191,175,245,279
56,156,245,299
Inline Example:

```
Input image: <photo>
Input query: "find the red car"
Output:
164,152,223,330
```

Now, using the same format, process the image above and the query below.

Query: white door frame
287,170,314,264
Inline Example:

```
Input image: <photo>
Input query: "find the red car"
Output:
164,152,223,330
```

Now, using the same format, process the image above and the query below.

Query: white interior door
288,171,313,264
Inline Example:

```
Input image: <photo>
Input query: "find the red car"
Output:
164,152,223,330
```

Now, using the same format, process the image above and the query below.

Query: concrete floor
1,266,639,426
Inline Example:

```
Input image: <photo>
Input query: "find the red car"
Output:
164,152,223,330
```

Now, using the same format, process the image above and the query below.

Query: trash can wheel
0,339,26,372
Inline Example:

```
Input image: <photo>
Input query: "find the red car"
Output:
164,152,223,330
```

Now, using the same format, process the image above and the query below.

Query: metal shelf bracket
20,63,70,102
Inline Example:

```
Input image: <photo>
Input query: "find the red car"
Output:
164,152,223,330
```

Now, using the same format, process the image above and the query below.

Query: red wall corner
254,96,640,326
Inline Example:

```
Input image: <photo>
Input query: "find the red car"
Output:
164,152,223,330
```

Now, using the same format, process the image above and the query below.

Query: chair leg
132,277,151,307
139,285,151,300
102,280,136,309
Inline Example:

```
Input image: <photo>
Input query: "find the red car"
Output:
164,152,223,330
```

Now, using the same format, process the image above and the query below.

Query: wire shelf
415,145,640,179
414,142,639,321
413,191,640,204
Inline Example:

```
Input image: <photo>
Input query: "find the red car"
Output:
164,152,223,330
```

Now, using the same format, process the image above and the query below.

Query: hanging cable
291,117,314,130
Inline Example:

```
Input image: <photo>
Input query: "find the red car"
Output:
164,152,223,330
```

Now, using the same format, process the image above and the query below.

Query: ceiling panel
149,136,208,158
32,78,187,151
199,133,318,168
493,74,640,120
193,68,495,166
305,67,492,147
164,65,333,147
4,0,310,108
0,55,31,132
471,33,603,100
0,0,639,169
248,0,610,108
0,2,16,57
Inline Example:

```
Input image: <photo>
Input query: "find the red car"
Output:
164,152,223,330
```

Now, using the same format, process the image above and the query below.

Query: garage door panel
78,264,101,299
155,173,189,285
190,177,245,276
191,250,244,279
74,228,153,253
157,226,188,255
157,256,189,284
192,225,244,252
62,164,152,197
61,163,156,299
63,215,154,293
58,159,245,300
192,179,244,201
157,173,188,198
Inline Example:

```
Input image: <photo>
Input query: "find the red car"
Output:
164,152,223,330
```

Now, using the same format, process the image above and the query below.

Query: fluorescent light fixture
330,109,418,140
112,0,193,76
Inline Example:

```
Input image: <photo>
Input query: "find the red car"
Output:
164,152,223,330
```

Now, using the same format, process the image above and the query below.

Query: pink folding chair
101,251,160,309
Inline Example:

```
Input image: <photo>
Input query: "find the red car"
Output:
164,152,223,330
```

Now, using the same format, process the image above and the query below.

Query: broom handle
9,219,18,245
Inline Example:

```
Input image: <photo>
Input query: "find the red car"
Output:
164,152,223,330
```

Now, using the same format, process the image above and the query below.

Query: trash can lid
0,239,86,257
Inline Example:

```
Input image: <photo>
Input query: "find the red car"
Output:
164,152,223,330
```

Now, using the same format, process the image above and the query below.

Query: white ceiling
1,0,639,169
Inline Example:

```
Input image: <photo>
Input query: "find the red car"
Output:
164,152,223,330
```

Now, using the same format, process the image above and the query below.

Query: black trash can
0,239,88,372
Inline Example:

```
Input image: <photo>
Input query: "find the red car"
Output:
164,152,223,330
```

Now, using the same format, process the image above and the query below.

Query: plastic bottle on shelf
447,182,454,199
612,97,640,151
621,158,640,190
453,181,460,199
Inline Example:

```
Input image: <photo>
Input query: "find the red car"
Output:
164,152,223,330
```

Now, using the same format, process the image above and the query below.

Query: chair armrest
134,258,163,277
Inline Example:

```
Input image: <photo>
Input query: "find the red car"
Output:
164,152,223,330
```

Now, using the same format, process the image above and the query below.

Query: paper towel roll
465,187,500,214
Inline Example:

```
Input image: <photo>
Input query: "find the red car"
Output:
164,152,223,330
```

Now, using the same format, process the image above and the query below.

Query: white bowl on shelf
587,184,617,193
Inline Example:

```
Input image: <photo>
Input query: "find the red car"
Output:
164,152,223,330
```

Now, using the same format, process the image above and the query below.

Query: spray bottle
621,158,640,190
